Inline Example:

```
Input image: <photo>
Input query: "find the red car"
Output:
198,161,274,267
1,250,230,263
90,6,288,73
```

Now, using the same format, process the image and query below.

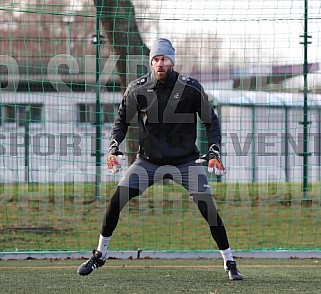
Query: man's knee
109,186,140,211
192,194,220,226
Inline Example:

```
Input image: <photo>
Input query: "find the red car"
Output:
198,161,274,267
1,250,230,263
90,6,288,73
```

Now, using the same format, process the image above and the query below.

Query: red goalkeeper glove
107,139,124,174
196,144,227,176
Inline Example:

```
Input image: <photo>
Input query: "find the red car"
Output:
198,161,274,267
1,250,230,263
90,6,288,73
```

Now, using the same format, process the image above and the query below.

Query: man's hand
107,139,124,174
196,144,227,176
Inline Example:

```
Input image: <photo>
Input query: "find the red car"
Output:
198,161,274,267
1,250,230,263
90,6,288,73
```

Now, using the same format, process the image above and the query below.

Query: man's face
151,55,174,83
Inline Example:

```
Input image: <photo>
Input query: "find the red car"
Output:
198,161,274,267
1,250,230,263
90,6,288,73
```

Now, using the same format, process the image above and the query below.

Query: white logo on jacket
173,92,180,99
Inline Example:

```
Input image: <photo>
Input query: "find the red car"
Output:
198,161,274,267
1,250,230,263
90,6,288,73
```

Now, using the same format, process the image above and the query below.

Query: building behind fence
1,89,320,183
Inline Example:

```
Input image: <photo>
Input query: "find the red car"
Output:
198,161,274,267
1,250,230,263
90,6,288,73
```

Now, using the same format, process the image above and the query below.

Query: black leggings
101,186,230,250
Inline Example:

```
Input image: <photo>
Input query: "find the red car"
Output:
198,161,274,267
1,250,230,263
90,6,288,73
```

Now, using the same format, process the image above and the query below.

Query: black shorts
118,157,212,196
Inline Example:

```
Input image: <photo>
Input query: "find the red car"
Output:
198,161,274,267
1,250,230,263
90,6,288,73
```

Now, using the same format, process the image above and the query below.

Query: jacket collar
150,70,178,88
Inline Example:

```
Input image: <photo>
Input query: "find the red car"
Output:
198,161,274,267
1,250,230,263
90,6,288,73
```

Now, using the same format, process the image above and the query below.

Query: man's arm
196,86,226,176
110,86,137,144
197,86,221,148
108,86,137,173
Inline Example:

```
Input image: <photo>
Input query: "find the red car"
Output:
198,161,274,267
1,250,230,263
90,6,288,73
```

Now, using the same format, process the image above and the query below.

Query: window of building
78,103,115,124
2,104,43,126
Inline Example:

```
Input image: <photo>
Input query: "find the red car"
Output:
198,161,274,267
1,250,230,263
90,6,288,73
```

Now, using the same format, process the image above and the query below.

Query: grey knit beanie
149,38,175,65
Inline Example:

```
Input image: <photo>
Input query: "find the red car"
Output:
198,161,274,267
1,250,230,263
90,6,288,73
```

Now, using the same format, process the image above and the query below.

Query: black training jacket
110,71,221,165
